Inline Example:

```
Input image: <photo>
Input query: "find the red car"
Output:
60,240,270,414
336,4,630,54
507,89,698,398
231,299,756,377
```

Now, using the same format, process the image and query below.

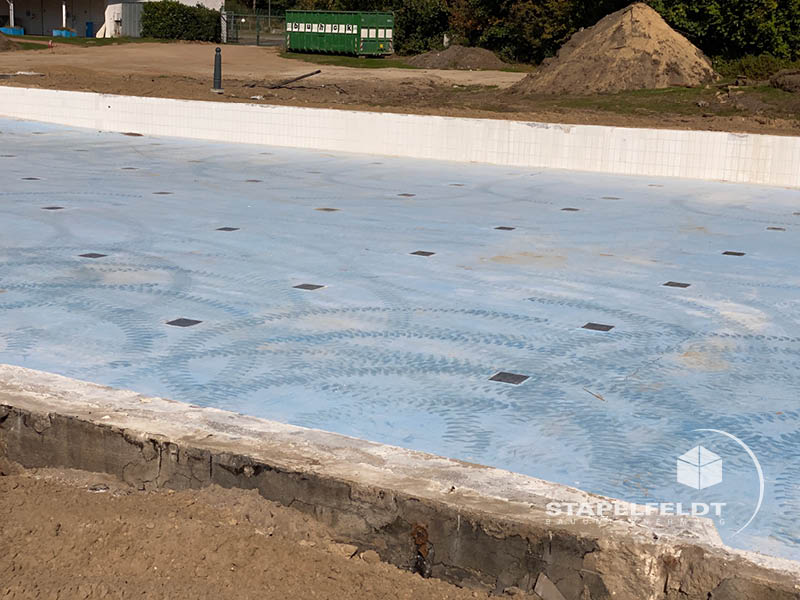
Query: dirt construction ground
0,457,528,599
1,42,799,136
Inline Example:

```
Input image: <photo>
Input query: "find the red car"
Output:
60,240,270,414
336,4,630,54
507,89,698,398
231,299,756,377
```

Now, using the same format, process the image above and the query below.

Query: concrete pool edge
1,86,800,189
1,365,798,599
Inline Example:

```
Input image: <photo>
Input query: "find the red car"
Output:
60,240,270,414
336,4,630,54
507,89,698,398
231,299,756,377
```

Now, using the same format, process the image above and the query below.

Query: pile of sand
513,3,717,95
406,44,506,71
0,33,18,52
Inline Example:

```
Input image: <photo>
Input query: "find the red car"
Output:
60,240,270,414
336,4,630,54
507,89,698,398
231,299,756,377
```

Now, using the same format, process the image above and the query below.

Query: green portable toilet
285,10,394,56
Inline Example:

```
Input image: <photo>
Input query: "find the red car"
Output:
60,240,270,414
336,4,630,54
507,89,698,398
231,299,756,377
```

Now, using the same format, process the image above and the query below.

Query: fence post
256,14,260,46
212,47,223,93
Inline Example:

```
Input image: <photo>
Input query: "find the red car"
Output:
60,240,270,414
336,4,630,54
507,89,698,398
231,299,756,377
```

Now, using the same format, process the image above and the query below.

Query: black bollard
212,47,223,93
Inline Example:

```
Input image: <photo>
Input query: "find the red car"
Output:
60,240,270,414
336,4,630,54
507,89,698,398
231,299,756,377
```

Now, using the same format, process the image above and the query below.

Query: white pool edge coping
1,86,799,188
1,364,799,599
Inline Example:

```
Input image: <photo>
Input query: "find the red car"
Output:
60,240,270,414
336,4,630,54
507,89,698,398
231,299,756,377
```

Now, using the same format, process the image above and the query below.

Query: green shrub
393,0,449,54
141,0,221,42
714,54,800,79
281,0,800,65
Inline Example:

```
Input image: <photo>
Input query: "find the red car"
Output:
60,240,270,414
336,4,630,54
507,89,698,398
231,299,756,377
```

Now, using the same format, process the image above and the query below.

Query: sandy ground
1,43,798,136
0,41,523,86
0,457,520,599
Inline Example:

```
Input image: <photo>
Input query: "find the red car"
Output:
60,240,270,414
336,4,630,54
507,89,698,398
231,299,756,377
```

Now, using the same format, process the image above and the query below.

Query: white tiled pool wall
2,86,799,188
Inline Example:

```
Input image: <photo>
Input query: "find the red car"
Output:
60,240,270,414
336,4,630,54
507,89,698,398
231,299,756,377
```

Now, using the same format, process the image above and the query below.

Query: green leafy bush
283,0,800,65
714,54,800,79
141,0,221,42
393,0,449,54
649,0,799,60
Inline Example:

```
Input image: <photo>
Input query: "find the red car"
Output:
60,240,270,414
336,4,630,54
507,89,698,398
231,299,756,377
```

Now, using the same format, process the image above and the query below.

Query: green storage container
285,10,394,56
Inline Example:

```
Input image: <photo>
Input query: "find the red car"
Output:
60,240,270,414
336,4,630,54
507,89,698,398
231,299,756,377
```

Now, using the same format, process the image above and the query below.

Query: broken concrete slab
0,364,798,599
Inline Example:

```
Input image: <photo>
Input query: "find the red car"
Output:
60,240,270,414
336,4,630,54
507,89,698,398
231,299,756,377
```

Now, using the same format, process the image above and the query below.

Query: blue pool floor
1,119,798,561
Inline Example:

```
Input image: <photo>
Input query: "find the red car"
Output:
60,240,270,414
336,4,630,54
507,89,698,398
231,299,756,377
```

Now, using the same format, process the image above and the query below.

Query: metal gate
222,12,285,46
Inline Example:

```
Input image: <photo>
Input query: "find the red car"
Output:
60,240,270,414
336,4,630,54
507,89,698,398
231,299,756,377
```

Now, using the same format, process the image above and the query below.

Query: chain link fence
222,12,285,46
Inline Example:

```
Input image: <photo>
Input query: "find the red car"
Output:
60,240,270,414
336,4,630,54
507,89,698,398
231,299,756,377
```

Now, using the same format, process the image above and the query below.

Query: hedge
141,0,221,42
289,0,800,64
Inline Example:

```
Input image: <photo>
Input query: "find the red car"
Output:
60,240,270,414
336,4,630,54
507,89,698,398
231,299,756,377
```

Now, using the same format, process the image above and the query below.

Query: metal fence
222,12,285,46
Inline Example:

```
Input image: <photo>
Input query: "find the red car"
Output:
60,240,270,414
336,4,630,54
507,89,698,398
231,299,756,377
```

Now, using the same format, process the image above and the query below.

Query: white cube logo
677,445,722,489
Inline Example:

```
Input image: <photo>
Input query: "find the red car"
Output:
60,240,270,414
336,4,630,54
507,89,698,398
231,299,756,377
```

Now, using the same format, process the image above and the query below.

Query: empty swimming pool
1,118,798,562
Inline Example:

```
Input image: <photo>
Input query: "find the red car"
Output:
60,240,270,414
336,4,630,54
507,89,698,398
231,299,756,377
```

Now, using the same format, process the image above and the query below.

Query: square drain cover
490,372,529,385
663,281,691,288
723,251,746,256
398,193,416,197
583,322,614,332
410,251,435,257
42,206,64,210
767,227,786,231
166,318,202,327
79,253,107,259
216,227,240,232
315,208,340,212
561,207,580,211
153,191,173,195
294,283,325,291
495,226,516,231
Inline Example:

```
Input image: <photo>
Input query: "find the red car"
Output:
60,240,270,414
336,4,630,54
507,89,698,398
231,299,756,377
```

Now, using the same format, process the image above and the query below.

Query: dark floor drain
495,226,515,231
245,179,263,183
153,191,173,195
166,318,202,327
294,283,325,291
410,251,435,257
663,281,691,288
767,227,786,231
794,212,800,216
315,208,340,212
583,322,614,332
21,177,40,181
42,206,64,210
490,372,529,385
216,227,240,232
122,132,143,137
121,167,138,170
79,253,107,259
398,193,416,197
723,251,746,256
561,207,580,211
